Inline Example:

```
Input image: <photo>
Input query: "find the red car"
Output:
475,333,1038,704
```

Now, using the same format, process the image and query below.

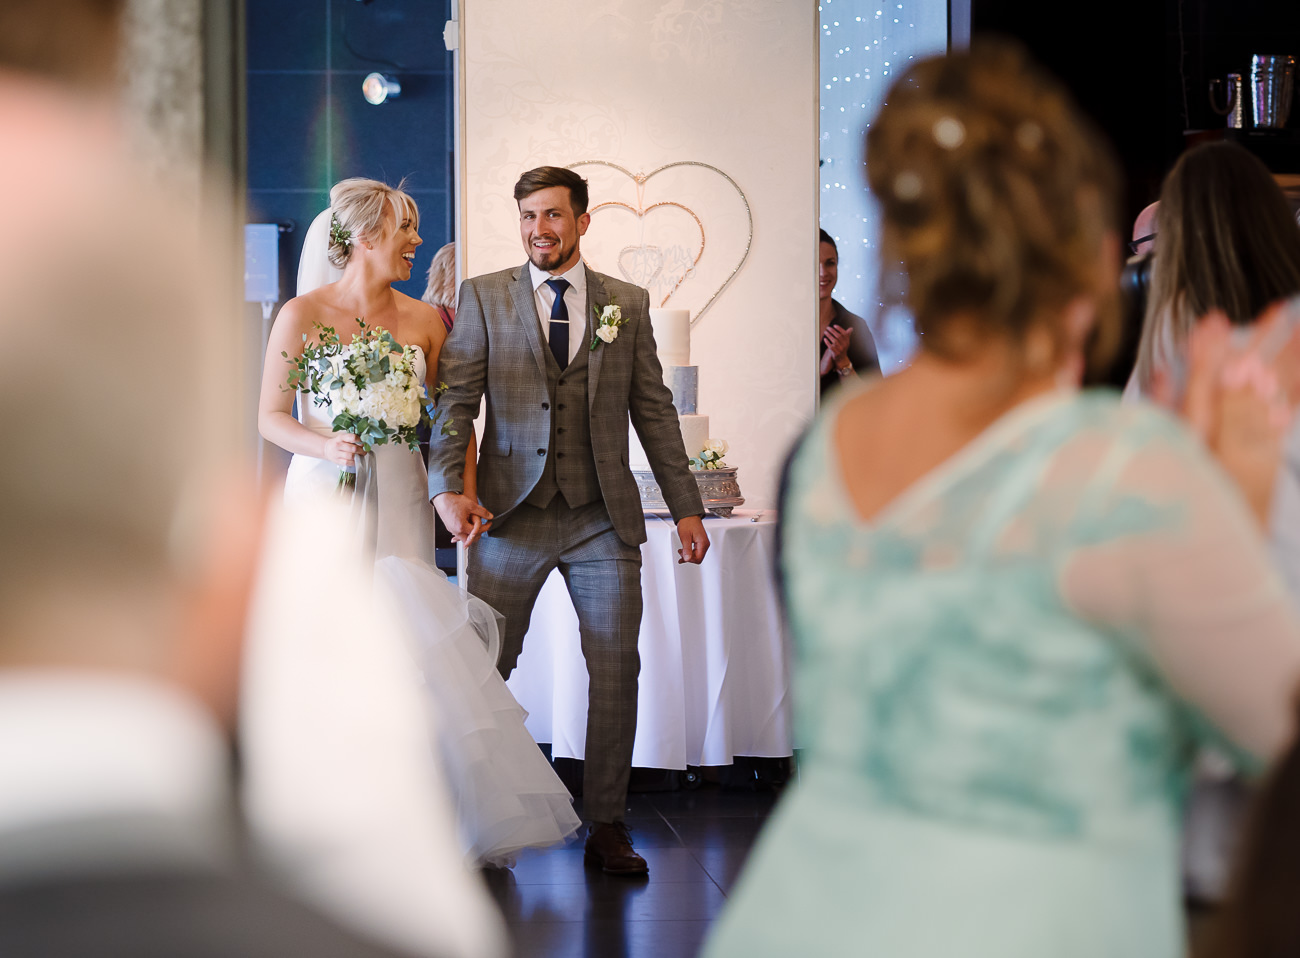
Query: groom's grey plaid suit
428,263,703,823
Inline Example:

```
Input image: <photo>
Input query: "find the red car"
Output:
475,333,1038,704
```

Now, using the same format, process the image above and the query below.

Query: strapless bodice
284,346,428,504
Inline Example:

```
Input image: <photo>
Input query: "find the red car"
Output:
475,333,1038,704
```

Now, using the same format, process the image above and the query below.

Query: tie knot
545,278,570,297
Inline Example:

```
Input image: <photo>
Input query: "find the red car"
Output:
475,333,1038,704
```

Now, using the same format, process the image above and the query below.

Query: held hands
433,492,494,547
323,432,363,467
820,324,853,377
677,515,711,565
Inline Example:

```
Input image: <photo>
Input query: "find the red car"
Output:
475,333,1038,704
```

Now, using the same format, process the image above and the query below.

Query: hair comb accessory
932,116,966,150
329,211,353,248
893,171,923,201
1015,122,1044,151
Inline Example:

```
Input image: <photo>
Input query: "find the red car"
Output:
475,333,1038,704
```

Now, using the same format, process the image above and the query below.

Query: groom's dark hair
514,166,590,216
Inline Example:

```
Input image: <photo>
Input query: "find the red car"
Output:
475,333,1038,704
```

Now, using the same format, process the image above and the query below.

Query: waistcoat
524,339,601,510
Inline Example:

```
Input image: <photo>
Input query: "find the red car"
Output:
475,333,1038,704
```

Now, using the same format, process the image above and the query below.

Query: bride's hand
323,432,362,467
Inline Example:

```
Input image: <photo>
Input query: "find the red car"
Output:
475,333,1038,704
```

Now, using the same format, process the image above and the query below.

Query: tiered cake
630,309,707,467
631,308,744,516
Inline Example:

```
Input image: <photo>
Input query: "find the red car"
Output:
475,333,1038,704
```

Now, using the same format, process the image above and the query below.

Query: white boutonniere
589,299,627,351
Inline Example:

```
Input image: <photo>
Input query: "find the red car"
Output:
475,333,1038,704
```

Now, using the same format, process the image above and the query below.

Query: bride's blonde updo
866,43,1120,365
327,177,419,270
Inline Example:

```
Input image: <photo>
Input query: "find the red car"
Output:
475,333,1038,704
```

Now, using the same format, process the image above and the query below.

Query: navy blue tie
545,278,570,370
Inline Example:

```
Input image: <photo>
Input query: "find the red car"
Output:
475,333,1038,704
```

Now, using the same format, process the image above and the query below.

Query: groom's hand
676,515,710,564
433,492,494,546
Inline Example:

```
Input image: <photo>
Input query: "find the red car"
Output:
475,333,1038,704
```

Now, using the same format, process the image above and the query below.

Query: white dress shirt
529,259,586,367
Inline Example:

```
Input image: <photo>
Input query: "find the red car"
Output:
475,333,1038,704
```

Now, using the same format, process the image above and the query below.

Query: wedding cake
631,309,744,516
630,309,709,468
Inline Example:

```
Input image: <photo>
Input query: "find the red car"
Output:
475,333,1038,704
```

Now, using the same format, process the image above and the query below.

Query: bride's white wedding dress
281,348,581,866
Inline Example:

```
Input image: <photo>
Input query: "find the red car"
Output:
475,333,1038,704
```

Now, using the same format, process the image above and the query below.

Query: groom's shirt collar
529,259,587,366
528,258,586,299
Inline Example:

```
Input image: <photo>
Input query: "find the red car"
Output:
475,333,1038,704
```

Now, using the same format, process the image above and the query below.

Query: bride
256,176,581,868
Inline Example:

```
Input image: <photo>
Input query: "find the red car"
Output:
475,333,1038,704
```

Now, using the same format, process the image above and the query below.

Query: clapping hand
1162,302,1300,526
820,324,853,377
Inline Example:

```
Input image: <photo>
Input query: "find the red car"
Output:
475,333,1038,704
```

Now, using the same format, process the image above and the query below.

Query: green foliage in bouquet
283,318,457,456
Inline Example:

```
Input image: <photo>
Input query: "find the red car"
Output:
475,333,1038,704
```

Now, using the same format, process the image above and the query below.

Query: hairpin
893,171,923,201
932,116,966,150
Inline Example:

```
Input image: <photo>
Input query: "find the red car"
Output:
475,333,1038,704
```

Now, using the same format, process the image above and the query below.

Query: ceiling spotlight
362,72,401,105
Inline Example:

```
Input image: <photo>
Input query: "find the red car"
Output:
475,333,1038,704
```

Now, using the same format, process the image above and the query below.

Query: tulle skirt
375,555,581,865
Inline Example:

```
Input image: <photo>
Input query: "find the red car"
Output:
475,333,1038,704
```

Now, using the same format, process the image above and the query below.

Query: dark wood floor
482,782,780,958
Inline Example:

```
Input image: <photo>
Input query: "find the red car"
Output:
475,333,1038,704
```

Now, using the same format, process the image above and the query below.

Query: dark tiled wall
247,0,453,304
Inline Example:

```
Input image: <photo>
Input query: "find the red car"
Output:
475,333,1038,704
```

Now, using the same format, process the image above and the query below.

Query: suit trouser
466,497,643,824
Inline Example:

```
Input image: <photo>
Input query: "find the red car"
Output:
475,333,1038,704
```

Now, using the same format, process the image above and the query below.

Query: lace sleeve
1061,421,1300,762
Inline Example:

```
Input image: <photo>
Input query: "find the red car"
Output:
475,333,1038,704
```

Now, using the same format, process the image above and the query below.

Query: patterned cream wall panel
461,0,819,511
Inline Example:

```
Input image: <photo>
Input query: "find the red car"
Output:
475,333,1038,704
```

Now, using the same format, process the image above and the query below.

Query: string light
818,0,944,370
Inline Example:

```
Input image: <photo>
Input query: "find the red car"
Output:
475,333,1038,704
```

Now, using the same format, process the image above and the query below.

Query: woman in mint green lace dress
704,45,1300,958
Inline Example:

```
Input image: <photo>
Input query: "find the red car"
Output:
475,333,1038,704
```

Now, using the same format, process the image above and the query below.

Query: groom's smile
519,185,590,275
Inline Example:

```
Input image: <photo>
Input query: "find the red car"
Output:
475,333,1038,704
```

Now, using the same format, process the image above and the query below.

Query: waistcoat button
541,402,550,410
537,448,545,456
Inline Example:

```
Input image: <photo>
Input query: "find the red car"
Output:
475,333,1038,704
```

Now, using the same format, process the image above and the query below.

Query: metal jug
1209,73,1246,128
1251,54,1295,129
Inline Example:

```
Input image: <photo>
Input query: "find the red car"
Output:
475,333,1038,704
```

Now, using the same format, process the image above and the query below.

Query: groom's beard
528,236,577,273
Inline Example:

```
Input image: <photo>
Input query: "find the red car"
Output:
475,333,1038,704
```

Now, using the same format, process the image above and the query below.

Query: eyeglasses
1128,233,1156,256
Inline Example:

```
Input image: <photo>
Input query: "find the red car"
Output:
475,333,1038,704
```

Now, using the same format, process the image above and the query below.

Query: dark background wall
246,0,454,307
969,0,1300,230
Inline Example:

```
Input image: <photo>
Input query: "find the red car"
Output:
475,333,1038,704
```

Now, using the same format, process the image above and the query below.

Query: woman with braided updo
704,45,1300,958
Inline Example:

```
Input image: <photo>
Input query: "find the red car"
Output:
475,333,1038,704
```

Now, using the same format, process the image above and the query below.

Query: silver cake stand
633,467,745,518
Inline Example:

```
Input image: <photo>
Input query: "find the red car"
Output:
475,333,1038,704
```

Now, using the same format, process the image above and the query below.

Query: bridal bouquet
285,318,456,485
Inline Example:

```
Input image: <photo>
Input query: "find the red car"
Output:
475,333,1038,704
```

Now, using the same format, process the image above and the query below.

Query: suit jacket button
557,452,565,459
557,403,566,411
537,448,545,456
541,402,550,410
557,427,565,435
558,379,566,387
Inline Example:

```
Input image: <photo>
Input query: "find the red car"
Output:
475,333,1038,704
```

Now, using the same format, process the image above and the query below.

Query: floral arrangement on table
285,318,455,485
690,438,729,471
589,299,627,350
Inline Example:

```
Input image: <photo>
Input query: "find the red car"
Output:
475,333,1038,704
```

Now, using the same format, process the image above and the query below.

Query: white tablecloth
504,512,793,770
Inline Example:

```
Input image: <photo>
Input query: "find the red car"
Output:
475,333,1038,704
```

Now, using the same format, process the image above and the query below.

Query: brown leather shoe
583,822,649,876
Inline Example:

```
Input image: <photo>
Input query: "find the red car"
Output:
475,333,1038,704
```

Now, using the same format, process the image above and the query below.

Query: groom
429,166,709,876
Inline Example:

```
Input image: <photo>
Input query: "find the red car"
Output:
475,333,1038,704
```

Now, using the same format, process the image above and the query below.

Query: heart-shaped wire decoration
590,200,705,305
569,160,753,327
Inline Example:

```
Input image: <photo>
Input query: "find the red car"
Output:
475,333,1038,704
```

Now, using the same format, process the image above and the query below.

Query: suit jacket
428,263,703,546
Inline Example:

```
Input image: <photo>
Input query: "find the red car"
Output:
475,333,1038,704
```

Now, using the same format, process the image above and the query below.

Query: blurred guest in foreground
818,229,879,397
1128,142,1300,595
1122,143,1300,907
0,3,468,955
705,43,1300,958
422,241,458,332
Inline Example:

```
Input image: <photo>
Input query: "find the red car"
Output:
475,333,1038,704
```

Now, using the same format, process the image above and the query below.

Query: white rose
703,438,728,456
335,382,362,415
600,305,622,323
596,325,618,344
